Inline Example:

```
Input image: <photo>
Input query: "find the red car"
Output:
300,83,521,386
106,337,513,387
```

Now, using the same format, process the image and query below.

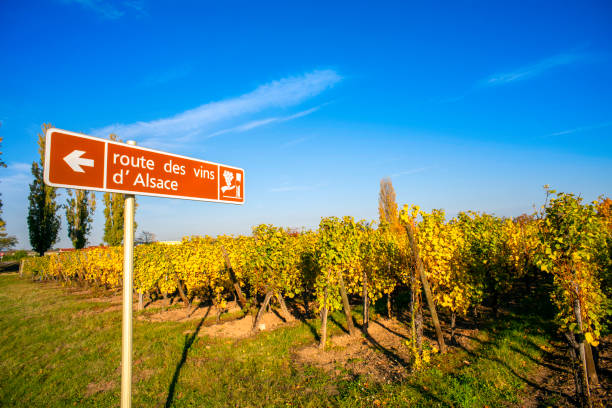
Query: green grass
0,273,554,407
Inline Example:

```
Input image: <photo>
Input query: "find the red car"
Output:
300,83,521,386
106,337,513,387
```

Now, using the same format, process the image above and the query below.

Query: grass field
0,272,565,407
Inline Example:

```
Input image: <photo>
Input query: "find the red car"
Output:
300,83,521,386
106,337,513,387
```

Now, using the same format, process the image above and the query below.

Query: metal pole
121,140,136,408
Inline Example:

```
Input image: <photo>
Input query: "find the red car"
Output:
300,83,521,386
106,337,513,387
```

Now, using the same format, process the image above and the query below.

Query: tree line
26,124,138,255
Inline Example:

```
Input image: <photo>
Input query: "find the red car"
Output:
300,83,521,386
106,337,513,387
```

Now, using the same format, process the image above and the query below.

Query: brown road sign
44,128,244,204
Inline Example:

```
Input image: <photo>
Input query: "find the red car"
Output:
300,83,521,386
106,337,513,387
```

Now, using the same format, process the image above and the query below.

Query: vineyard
18,190,612,406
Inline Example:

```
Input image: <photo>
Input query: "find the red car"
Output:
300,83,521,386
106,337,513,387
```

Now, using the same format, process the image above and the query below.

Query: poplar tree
103,134,136,246
65,189,96,249
378,177,401,233
103,191,125,246
27,123,61,255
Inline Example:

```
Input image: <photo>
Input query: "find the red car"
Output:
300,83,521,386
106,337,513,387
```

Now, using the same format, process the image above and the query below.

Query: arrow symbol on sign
63,150,94,173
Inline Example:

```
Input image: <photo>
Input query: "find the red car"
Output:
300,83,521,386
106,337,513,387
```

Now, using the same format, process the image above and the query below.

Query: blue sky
1,1,611,249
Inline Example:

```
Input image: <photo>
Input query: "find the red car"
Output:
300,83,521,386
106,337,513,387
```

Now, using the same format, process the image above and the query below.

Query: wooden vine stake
174,272,190,308
450,311,457,345
571,291,598,387
363,269,369,333
319,287,329,349
386,262,392,319
336,270,357,336
405,223,446,354
573,295,594,407
564,331,584,402
220,245,248,308
252,291,273,332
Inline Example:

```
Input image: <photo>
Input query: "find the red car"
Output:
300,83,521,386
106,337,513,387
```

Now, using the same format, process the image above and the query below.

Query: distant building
43,245,109,256
3,249,37,257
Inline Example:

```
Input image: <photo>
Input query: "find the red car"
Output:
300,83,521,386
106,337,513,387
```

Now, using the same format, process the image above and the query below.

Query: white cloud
283,106,322,120
268,182,326,193
206,106,321,139
281,136,310,148
93,70,340,143
62,0,124,19
0,162,32,191
62,0,146,19
0,173,31,191
547,121,612,137
440,51,587,103
206,118,281,139
484,53,583,86
124,0,146,14
8,162,32,173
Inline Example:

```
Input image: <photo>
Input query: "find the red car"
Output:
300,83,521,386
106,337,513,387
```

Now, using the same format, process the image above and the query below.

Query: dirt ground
196,311,295,338
294,317,482,385
139,301,244,323
48,283,612,406
134,294,298,338
62,285,247,323
294,318,416,383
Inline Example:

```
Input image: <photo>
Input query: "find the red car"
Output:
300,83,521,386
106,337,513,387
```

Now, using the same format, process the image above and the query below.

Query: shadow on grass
164,307,211,408
329,314,350,335
406,382,452,406
287,299,320,342
411,277,579,407
508,344,571,374
0,262,19,273
454,322,577,406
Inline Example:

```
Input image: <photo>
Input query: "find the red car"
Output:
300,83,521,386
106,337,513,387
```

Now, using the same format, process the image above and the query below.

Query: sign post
121,141,136,408
43,129,244,407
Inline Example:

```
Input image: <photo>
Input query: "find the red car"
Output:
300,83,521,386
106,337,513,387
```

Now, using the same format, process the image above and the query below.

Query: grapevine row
21,193,611,350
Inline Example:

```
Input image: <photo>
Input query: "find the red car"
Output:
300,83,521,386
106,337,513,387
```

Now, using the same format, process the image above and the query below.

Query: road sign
44,128,245,204
44,127,245,408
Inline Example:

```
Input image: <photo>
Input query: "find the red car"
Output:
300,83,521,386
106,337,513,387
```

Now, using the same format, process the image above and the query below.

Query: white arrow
63,150,94,173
